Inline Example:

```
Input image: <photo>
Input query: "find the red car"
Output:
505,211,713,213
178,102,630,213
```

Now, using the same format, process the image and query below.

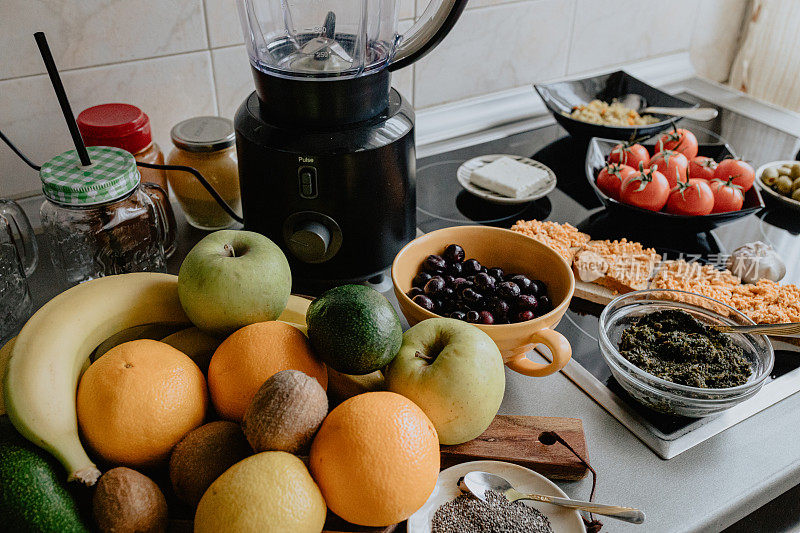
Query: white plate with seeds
408,460,586,533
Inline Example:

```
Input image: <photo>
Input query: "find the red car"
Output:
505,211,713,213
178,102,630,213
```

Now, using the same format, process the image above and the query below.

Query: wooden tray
440,415,589,481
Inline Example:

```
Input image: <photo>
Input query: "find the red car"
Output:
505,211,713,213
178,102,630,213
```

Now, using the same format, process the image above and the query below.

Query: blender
235,0,467,290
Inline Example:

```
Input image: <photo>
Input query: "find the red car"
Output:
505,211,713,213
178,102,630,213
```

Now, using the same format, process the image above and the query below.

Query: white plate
457,155,557,204
408,460,586,533
755,160,800,212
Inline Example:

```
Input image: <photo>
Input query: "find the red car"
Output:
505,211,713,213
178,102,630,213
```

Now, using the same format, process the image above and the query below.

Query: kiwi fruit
169,421,252,506
242,369,328,454
93,467,167,533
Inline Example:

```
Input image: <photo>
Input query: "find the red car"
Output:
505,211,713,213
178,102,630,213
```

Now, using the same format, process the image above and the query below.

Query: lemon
194,452,326,533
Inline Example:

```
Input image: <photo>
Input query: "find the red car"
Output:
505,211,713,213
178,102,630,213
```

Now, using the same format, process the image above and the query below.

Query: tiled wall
0,0,747,198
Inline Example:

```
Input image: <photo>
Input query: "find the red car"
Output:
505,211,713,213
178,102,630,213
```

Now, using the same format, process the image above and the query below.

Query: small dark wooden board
440,415,589,481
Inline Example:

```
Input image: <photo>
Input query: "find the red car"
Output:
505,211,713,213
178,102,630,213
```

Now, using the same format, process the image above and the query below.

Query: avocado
306,285,403,375
0,416,89,532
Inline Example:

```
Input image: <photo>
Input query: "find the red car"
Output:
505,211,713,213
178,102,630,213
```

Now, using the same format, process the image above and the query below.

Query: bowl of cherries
392,225,575,377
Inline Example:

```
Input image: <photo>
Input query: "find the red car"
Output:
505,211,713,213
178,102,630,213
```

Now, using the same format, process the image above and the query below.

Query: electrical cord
0,128,41,171
0,127,244,224
135,161,244,224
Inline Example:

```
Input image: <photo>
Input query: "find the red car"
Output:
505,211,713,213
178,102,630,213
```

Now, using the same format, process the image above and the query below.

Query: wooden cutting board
440,415,589,481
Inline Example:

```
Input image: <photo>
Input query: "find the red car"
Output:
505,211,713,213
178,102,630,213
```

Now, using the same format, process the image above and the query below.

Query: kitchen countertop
15,200,799,533
12,77,800,533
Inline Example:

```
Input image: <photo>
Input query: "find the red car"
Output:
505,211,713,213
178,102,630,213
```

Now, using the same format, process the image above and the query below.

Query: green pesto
618,309,751,388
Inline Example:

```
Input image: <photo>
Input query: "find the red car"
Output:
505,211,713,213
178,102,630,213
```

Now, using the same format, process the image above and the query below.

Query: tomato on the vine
688,156,718,181
710,178,745,213
656,128,698,159
666,179,714,216
608,143,650,170
649,150,689,188
713,158,755,191
596,163,635,201
620,165,670,212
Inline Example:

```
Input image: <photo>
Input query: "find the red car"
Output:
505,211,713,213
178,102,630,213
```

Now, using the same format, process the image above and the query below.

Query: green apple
178,230,291,336
385,318,505,445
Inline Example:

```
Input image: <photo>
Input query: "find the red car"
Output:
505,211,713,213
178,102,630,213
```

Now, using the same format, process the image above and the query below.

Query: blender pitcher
0,199,38,341
239,0,468,78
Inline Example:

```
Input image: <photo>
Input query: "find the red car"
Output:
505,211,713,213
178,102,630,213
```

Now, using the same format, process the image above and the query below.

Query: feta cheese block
469,156,549,198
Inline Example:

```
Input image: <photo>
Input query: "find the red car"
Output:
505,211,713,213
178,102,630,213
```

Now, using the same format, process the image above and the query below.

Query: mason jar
39,146,172,285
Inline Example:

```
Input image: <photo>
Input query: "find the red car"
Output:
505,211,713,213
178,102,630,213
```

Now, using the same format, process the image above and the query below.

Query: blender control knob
287,221,331,263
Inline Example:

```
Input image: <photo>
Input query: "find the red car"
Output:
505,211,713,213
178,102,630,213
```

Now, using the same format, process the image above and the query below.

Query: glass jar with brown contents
39,147,172,286
167,116,241,230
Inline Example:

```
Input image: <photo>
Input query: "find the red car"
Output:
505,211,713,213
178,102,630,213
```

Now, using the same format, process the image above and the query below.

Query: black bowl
585,135,764,232
535,70,697,140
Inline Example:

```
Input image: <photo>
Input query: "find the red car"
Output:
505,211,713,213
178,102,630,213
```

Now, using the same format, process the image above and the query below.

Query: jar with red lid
77,103,176,256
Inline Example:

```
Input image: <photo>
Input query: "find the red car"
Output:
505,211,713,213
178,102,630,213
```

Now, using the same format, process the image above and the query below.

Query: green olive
791,164,800,179
762,169,779,185
793,177,800,192
775,175,793,195
778,165,793,176
793,188,800,202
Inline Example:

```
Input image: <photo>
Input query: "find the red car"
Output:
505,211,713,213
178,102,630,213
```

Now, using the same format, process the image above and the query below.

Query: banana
91,323,185,361
0,337,16,416
3,273,191,485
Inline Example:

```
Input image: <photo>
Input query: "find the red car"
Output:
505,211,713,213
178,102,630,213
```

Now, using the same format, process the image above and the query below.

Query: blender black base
235,88,416,287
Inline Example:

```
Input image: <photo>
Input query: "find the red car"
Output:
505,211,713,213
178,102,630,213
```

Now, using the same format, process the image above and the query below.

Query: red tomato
596,163,636,201
713,158,755,191
666,179,714,216
710,178,745,213
620,167,670,212
688,156,718,181
649,150,689,188
608,143,650,170
656,128,698,159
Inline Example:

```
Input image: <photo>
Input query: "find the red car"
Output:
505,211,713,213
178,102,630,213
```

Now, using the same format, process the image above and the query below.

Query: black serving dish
535,70,697,140
585,135,764,232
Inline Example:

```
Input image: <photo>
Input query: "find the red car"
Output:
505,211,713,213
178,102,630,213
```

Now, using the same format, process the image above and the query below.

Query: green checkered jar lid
40,146,140,206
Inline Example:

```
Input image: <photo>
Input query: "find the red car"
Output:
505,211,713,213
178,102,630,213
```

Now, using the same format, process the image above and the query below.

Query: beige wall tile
0,52,216,198
568,0,696,75
212,46,254,120
205,0,244,48
413,0,573,108
0,0,207,81
690,0,748,82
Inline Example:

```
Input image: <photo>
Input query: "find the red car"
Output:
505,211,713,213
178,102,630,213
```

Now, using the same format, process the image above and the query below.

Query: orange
208,321,327,421
77,339,208,467
309,391,439,527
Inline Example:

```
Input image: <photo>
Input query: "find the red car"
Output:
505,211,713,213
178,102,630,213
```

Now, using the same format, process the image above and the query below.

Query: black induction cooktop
415,91,800,450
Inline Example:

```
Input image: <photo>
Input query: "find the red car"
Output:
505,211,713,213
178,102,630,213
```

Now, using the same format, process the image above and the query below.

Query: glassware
0,199,38,341
39,146,171,285
77,103,177,256
238,0,468,78
598,289,774,417
166,116,241,231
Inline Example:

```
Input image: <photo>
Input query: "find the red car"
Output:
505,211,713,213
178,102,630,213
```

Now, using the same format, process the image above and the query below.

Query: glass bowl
598,290,774,418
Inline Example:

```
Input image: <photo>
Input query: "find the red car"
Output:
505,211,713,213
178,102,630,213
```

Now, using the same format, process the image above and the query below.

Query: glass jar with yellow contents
167,117,241,230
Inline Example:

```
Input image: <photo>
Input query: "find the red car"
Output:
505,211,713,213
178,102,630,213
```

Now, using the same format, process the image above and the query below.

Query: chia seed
431,489,554,533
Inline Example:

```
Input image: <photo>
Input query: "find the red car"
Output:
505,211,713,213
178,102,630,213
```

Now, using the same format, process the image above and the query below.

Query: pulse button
298,167,318,199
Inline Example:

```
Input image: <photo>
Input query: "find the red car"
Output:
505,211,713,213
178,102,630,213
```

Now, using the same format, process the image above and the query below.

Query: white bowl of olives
756,160,800,211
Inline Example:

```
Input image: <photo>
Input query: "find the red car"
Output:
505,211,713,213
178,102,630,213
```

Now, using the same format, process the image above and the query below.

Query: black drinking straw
34,31,92,166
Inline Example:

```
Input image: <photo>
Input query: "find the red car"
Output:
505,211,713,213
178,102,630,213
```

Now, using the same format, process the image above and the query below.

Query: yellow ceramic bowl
392,226,575,377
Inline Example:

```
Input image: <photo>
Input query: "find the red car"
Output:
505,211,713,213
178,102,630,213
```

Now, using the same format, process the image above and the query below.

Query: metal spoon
461,471,646,524
617,93,719,122
713,322,800,338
